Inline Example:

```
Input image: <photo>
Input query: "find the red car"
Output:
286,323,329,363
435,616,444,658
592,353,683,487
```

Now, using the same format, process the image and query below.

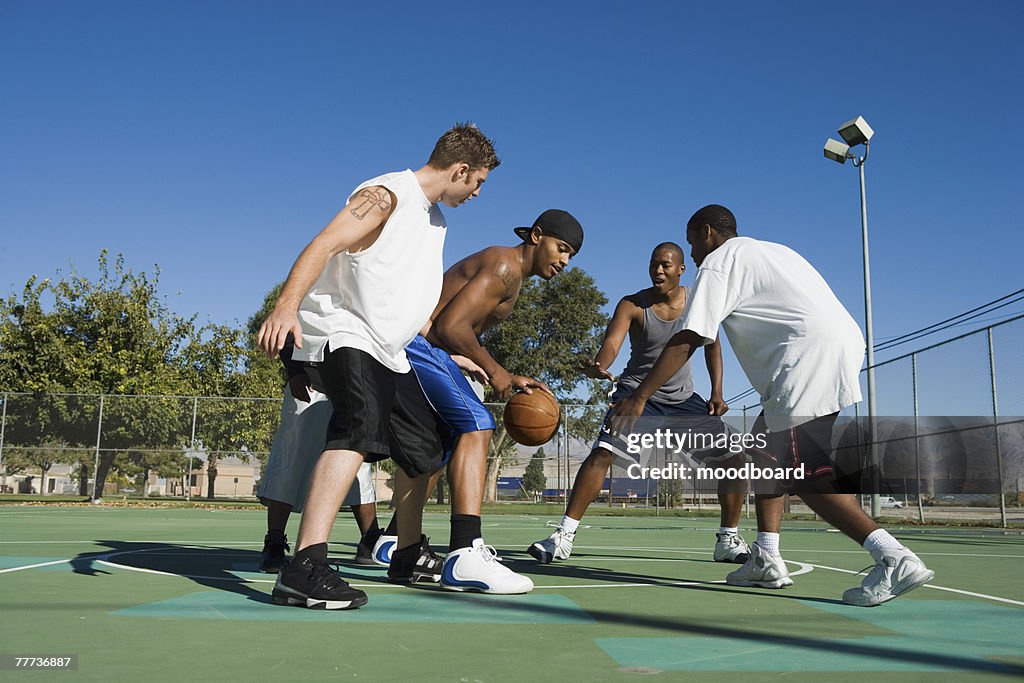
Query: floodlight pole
852,142,881,517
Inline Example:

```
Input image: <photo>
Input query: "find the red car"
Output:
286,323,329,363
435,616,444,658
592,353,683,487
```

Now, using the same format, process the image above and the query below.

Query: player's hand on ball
708,394,729,416
489,368,516,401
607,395,646,435
512,375,553,396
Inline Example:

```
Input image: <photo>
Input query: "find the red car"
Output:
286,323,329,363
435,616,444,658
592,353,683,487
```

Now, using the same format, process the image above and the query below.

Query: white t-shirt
293,169,447,373
681,236,865,431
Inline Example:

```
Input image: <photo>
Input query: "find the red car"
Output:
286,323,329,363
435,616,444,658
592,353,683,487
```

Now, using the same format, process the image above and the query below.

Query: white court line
0,559,71,574
6,545,1024,608
3,540,1023,562
91,550,814,590
805,562,1024,608
572,544,1024,559
0,540,375,549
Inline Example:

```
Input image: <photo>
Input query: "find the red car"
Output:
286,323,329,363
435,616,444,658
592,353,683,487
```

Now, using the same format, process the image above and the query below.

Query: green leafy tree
478,268,609,501
0,253,198,497
522,447,548,502
183,284,289,498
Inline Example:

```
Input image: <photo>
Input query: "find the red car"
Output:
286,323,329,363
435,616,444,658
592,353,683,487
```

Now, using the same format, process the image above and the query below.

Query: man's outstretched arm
703,334,728,416
582,297,636,381
607,329,705,431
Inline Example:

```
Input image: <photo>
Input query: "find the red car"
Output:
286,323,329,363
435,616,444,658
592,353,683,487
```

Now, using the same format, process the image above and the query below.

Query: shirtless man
404,208,584,593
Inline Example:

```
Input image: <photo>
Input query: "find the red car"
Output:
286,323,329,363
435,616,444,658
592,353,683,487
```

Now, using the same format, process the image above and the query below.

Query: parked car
880,496,904,509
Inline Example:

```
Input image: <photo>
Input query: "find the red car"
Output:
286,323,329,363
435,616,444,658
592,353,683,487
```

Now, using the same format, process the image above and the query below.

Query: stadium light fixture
823,115,880,517
838,115,874,146
824,138,851,164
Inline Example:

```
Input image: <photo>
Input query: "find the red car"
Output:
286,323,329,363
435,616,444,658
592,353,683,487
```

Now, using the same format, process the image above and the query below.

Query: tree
522,448,548,502
479,268,609,501
0,253,199,498
183,284,290,498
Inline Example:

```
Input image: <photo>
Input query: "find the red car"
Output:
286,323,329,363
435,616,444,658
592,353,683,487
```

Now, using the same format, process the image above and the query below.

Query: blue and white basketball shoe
441,539,534,594
372,534,397,566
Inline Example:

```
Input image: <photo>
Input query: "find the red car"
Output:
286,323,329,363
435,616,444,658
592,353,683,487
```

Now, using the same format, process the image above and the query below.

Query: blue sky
2,1,1022,409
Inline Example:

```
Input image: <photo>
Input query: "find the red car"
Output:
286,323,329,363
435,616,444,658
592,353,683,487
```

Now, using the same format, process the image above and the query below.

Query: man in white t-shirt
609,204,934,607
257,123,500,610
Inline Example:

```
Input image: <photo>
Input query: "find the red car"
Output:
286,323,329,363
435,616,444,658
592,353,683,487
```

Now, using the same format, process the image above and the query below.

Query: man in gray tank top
529,242,751,566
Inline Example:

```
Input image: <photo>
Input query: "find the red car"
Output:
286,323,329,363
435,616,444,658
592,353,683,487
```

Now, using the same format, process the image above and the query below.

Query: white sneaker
527,527,575,564
726,542,793,588
842,547,934,607
441,539,534,594
372,534,397,567
714,532,751,564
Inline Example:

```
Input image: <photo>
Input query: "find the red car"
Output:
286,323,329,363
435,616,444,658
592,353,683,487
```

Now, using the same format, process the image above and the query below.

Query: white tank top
294,169,447,373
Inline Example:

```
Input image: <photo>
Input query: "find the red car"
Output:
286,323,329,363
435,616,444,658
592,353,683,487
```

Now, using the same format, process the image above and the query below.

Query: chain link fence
1,317,1021,526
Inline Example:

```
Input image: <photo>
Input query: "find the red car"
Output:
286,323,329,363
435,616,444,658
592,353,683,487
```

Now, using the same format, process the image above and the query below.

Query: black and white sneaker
259,532,290,574
355,529,383,566
387,535,444,585
272,556,368,610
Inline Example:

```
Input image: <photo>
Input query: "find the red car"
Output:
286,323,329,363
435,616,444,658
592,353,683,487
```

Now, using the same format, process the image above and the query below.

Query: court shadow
400,582,1024,676
70,540,273,604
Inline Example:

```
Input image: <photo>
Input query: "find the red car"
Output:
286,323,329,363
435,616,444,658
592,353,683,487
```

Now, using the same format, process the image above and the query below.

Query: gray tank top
616,292,695,404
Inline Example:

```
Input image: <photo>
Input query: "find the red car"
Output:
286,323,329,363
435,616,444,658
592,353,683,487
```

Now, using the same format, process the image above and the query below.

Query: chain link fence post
0,392,7,491
90,394,104,501
912,354,925,524
987,329,1007,528
186,396,198,502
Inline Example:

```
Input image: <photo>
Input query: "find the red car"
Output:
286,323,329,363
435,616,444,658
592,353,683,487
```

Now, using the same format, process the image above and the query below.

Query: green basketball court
1,506,1022,681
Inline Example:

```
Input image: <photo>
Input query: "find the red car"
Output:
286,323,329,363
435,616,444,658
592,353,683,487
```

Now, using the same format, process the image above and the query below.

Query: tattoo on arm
350,187,393,220
495,261,518,290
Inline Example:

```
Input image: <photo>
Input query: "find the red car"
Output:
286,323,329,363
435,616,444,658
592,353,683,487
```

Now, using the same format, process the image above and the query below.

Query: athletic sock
719,526,738,536
293,542,328,565
450,514,481,551
266,528,286,541
756,532,780,557
862,529,904,554
560,515,580,534
383,515,398,536
395,536,425,554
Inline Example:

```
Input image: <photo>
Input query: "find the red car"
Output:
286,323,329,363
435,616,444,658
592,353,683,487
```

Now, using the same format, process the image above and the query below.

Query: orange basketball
503,390,560,446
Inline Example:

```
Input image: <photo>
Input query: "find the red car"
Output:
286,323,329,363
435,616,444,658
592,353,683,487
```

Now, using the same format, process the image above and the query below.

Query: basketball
503,390,560,446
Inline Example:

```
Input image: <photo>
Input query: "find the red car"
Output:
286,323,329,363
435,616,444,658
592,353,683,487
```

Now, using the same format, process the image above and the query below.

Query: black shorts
750,412,838,493
314,346,444,477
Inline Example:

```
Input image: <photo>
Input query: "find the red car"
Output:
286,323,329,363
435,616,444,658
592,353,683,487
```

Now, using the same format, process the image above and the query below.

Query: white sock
756,532,780,557
719,526,739,536
863,529,904,554
560,516,580,534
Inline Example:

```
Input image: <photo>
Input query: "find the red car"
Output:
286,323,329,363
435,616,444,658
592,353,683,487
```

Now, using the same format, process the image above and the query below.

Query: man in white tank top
257,123,500,611
609,204,933,606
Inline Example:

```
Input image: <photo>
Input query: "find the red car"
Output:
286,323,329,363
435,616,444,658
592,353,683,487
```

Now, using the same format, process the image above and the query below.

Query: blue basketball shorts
406,335,497,463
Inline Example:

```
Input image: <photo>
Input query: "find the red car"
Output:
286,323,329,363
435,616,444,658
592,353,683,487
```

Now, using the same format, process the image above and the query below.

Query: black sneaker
387,535,444,585
272,556,368,610
355,529,383,565
259,532,290,574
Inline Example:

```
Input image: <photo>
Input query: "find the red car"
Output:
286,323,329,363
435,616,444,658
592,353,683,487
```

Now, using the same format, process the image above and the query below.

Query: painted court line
0,559,70,574
806,562,1024,608
4,544,1023,608
3,539,1021,560
575,544,1024,559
